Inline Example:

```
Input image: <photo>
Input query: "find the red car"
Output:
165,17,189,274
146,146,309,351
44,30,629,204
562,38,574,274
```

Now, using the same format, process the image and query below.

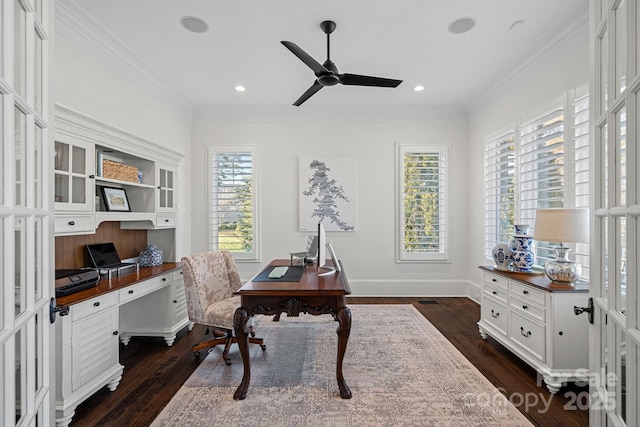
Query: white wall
466,43,589,300
54,36,193,259
191,116,471,296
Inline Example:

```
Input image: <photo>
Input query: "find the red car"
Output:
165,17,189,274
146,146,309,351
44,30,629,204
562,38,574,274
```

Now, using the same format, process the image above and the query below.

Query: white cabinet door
54,135,94,212
71,306,119,391
156,164,176,211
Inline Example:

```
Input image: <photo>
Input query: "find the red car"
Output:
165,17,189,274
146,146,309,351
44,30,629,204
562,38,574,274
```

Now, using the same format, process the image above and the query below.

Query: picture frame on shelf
100,186,131,212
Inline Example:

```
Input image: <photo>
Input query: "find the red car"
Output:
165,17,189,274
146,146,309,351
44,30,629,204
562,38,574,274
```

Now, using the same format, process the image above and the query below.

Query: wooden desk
233,259,352,400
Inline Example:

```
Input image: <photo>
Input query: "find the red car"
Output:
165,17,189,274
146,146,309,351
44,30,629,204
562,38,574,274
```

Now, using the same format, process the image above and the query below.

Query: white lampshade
533,208,589,243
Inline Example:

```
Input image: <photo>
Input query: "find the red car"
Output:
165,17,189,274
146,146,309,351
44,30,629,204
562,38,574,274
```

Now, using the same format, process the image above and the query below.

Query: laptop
86,242,136,270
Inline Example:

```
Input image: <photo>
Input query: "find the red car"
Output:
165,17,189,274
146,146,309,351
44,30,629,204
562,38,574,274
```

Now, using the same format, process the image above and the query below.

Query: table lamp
533,208,589,283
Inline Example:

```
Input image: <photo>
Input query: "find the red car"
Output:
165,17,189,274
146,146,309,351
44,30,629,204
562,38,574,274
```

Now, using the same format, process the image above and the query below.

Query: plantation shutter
208,145,259,261
397,143,449,261
519,100,565,226
484,130,516,260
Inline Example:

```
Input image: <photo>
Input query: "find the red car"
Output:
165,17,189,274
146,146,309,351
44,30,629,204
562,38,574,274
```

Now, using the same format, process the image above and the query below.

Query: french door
590,0,639,425
0,0,54,426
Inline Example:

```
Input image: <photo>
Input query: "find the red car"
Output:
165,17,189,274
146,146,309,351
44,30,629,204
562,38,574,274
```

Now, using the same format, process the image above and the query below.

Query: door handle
574,297,594,324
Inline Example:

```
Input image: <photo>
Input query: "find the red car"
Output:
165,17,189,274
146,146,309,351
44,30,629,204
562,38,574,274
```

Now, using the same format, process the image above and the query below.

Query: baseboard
349,279,479,298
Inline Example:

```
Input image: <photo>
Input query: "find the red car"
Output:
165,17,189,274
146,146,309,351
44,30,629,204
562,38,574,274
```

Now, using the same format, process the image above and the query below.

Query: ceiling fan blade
293,81,323,106
339,73,402,87
281,41,328,75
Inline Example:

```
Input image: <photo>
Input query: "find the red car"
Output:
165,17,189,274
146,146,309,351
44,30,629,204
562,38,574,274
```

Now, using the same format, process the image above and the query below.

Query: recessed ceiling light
414,85,425,92
235,85,246,92
448,17,476,34
180,16,209,33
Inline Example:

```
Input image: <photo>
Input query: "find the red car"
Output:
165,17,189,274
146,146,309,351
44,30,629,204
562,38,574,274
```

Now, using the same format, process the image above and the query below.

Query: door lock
574,297,594,325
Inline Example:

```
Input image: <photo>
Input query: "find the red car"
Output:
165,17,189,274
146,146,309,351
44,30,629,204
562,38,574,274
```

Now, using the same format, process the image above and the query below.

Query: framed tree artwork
299,156,356,231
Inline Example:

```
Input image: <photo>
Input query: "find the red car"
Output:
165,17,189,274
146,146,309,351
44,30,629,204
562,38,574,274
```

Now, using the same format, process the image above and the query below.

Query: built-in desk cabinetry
54,264,192,427
54,104,182,236
477,266,590,393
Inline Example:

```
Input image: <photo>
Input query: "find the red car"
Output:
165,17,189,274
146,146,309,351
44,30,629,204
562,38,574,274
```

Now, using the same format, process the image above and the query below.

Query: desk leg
233,307,250,400
336,306,352,399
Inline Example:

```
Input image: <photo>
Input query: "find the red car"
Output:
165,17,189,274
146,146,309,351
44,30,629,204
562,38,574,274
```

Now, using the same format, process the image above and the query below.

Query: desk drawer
71,293,117,322
119,273,171,304
483,273,508,291
156,213,176,228
55,214,94,234
510,281,546,306
171,268,183,282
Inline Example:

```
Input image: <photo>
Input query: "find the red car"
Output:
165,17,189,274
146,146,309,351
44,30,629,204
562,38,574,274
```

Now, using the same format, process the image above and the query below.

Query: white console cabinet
477,266,590,393
54,264,192,427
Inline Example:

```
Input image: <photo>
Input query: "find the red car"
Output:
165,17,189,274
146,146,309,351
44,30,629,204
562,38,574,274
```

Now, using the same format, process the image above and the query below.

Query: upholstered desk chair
181,250,266,365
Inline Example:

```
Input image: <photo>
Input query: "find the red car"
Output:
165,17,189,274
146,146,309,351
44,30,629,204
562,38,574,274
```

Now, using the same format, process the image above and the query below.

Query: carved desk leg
336,306,352,399
233,307,250,400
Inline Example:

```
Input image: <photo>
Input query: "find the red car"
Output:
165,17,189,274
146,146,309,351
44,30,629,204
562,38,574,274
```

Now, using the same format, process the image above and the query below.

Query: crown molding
192,104,468,123
55,0,195,121
468,2,589,114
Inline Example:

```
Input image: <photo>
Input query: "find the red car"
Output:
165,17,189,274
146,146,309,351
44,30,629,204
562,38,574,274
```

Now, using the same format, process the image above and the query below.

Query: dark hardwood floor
69,298,588,426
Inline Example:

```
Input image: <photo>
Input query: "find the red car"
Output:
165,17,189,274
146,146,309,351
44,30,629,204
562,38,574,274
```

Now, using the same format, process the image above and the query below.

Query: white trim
395,142,451,262
55,0,194,120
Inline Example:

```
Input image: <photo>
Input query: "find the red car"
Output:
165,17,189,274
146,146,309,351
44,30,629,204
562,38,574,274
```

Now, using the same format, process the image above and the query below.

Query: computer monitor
317,222,336,275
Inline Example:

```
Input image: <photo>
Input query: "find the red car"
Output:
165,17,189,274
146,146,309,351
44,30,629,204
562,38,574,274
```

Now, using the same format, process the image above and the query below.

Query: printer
55,269,100,297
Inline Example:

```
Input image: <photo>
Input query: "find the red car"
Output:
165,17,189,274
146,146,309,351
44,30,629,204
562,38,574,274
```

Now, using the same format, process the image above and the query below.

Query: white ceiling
56,0,588,115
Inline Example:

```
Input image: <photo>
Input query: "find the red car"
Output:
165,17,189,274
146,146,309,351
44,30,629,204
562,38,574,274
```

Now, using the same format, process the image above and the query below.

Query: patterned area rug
152,305,532,426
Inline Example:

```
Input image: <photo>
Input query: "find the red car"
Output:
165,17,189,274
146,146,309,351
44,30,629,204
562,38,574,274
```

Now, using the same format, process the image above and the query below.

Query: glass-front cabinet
54,135,94,212
157,164,176,211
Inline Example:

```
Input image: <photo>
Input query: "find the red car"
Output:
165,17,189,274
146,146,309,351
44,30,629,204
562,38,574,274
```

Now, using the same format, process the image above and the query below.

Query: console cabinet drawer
510,281,546,306
481,295,508,336
510,294,545,322
484,284,508,303
509,310,545,363
483,273,508,291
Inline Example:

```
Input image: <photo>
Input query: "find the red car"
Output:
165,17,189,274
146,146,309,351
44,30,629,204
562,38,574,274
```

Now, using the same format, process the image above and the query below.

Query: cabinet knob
491,309,499,318
68,221,75,226
93,301,100,307
162,277,167,282
165,219,169,222
128,290,134,294
520,327,531,338
89,174,95,179
522,305,528,310
113,331,118,336
492,291,497,295
492,278,497,282
523,290,529,295
173,300,178,304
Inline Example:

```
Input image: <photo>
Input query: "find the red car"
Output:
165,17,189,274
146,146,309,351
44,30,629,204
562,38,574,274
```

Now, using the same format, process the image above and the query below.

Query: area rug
152,305,532,426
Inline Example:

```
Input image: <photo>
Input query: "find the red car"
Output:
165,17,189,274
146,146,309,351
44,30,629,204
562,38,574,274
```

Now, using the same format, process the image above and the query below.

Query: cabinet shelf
95,176,155,189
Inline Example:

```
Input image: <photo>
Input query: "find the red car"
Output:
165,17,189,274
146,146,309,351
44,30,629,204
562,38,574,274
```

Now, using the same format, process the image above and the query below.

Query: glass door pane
14,0,26,98
616,0,627,95
15,108,26,207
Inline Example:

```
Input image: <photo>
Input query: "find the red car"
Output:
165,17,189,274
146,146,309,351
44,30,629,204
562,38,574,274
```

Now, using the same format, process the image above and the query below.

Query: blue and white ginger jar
139,245,163,267
492,244,513,271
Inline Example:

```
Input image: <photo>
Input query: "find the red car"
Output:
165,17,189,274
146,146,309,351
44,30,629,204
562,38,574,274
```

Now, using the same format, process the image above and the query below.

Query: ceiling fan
281,20,403,106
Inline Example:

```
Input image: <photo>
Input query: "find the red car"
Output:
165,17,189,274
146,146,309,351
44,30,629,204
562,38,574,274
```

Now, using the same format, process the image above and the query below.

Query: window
396,143,449,262
208,145,259,261
483,85,590,277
